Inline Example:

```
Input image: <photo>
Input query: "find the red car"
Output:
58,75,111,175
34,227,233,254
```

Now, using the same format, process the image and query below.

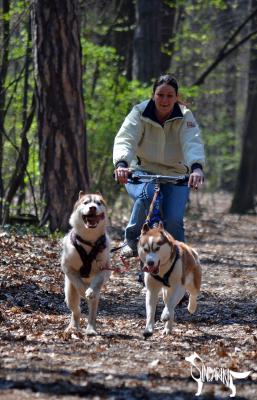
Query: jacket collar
142,99,183,125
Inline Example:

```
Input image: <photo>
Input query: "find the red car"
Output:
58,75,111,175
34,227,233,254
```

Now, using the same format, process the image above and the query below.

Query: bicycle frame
127,172,189,227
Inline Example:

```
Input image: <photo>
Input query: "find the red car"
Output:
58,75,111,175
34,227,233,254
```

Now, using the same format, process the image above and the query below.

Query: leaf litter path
0,192,256,400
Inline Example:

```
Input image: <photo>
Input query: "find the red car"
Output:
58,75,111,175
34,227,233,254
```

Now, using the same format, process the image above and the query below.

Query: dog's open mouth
143,261,160,275
82,212,105,228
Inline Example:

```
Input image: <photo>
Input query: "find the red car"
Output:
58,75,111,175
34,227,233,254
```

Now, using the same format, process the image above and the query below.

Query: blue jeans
125,174,189,249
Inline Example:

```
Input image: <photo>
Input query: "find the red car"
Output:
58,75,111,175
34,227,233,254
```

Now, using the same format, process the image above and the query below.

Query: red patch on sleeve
187,121,196,128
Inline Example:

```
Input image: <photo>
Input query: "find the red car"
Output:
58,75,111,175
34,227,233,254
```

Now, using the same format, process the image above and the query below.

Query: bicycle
112,171,189,283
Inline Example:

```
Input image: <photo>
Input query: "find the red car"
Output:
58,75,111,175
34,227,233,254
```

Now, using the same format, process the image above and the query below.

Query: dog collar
150,245,180,287
70,230,107,278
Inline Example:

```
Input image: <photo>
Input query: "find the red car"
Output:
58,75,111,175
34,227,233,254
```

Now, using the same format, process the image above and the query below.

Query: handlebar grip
113,168,133,183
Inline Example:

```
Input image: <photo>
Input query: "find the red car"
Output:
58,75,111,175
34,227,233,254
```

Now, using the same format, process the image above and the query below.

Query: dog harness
70,230,107,278
150,245,180,287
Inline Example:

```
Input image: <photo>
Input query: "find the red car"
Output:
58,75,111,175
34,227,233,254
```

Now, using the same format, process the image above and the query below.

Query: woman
113,74,205,257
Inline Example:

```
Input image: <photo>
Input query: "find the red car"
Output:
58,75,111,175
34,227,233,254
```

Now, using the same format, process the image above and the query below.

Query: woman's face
153,84,177,120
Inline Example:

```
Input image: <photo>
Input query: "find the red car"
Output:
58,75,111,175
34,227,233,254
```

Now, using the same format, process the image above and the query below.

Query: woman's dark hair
152,74,179,94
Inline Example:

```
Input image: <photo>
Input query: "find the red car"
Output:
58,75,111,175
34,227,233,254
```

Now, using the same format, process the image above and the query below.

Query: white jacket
113,99,205,176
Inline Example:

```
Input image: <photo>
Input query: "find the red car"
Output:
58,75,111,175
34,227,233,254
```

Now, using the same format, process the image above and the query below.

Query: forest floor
0,191,256,400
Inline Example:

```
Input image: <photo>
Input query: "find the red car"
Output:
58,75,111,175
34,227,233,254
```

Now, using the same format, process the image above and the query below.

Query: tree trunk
31,0,89,231
133,0,161,83
110,0,135,80
2,98,35,224
247,0,257,114
160,1,177,73
230,91,257,213
0,0,10,221
230,0,257,213
2,19,34,224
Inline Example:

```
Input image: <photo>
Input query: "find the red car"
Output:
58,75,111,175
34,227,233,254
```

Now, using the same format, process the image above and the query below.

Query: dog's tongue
87,215,98,226
87,214,97,221
143,265,159,275
83,212,105,227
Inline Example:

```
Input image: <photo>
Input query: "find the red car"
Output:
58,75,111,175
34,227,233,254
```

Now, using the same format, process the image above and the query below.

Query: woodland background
0,0,257,231
0,2,257,399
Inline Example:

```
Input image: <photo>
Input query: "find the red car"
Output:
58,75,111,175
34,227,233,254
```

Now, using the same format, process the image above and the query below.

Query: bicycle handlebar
127,172,189,185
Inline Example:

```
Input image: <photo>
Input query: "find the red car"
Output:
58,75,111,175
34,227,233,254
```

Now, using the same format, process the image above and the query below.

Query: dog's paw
188,297,197,314
162,327,172,335
162,320,173,335
160,307,170,322
85,288,95,300
86,325,98,336
143,328,153,339
65,323,80,333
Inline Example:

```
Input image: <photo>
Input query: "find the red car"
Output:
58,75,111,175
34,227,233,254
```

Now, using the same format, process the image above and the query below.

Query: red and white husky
138,222,201,337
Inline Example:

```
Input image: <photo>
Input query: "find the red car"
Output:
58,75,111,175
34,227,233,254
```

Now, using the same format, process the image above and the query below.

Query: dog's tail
229,370,251,379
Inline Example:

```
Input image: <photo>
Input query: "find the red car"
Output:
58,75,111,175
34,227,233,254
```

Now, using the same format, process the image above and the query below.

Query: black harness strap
70,230,107,278
151,245,180,287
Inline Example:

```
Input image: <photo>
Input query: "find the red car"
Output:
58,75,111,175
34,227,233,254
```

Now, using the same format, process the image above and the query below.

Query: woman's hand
114,167,130,184
188,168,204,190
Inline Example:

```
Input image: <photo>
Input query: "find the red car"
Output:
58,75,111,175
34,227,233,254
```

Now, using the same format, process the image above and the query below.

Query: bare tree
2,19,35,224
230,0,257,213
31,0,89,231
133,0,162,82
230,92,257,213
193,6,257,86
109,0,135,79
160,1,182,73
0,0,10,220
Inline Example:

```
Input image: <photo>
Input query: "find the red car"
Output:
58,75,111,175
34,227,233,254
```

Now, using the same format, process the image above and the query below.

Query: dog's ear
141,222,150,234
78,190,86,199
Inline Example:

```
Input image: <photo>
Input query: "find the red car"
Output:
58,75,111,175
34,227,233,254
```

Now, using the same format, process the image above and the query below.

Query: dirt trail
0,192,256,399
